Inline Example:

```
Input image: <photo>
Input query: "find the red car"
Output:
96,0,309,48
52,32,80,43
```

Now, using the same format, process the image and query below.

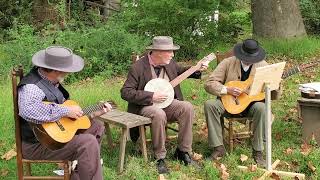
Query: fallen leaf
275,133,282,141
284,147,293,155
192,152,203,161
308,161,316,172
158,174,166,180
191,94,197,100
240,154,248,162
270,172,280,180
300,142,312,156
0,169,8,177
213,162,229,180
1,149,17,160
249,164,257,172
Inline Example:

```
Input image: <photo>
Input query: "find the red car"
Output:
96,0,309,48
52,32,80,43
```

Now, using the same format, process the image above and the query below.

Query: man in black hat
18,46,112,180
203,39,280,166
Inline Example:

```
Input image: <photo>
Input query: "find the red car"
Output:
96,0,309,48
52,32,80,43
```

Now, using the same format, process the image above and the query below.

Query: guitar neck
170,65,200,88
82,101,116,115
82,103,104,116
282,66,300,79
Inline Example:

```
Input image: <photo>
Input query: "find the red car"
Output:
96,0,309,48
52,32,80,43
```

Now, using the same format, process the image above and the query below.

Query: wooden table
96,109,151,173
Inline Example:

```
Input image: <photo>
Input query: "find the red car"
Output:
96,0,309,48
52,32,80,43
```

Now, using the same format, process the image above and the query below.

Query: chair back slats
216,50,234,65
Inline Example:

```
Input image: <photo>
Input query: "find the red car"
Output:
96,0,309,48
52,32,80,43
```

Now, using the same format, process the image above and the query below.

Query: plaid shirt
18,69,70,124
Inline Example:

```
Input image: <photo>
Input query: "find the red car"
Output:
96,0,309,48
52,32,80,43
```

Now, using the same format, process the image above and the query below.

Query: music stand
238,62,305,179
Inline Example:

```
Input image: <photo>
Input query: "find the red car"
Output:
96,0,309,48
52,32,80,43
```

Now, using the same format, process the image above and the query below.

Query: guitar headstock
299,60,320,71
197,53,216,67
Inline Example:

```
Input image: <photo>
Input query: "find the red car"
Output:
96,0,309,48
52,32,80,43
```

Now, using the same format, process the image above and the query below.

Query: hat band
240,47,259,57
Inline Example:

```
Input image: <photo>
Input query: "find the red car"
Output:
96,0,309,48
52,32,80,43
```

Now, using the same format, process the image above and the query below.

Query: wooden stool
96,110,151,173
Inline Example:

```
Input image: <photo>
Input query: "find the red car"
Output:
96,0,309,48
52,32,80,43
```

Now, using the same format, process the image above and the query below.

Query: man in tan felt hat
121,36,209,174
204,39,281,167
18,46,112,180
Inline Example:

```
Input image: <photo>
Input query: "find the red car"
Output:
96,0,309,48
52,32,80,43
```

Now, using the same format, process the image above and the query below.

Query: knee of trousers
150,109,167,123
252,102,266,116
204,99,221,113
181,101,194,113
77,134,100,152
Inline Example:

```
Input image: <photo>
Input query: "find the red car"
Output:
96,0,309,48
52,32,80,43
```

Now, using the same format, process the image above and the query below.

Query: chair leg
139,126,148,162
118,128,128,173
25,162,31,176
228,120,234,152
104,122,113,148
64,161,70,180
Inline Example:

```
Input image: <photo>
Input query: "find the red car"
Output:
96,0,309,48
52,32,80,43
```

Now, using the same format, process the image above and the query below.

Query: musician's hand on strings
199,60,210,71
90,102,113,118
152,92,168,103
227,87,242,97
67,105,83,120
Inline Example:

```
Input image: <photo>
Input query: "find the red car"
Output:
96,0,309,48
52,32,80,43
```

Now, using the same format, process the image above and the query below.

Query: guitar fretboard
282,66,300,79
83,103,104,115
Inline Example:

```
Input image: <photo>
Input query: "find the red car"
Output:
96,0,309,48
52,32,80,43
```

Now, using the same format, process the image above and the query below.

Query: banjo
144,53,216,108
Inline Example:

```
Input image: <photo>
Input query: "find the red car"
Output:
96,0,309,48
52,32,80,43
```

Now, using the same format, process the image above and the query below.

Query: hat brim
146,44,180,51
32,50,84,73
233,43,266,63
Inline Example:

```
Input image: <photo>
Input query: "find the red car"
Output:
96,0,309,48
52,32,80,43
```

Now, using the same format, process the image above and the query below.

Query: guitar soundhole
55,121,65,131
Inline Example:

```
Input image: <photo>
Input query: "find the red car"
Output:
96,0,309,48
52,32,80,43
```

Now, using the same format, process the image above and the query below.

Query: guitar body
221,78,265,114
32,100,91,150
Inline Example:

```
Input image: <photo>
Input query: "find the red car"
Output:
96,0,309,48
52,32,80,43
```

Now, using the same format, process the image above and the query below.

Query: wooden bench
96,109,151,173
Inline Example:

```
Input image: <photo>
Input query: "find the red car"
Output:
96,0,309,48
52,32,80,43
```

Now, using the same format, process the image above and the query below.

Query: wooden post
265,83,272,171
118,127,128,173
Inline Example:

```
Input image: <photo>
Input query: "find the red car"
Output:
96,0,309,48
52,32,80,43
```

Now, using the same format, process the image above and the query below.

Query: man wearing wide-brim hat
121,36,209,174
204,39,281,167
18,46,112,180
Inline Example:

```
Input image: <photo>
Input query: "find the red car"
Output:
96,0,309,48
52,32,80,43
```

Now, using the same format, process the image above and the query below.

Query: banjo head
144,78,174,109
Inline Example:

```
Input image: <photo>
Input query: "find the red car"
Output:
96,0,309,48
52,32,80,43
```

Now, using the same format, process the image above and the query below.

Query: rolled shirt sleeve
18,84,70,124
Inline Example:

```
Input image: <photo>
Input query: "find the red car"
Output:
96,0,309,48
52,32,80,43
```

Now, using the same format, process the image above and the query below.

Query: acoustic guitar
221,60,320,114
31,100,116,150
144,53,216,108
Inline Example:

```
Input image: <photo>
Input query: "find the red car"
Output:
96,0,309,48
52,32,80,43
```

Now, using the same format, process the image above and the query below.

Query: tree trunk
251,0,306,38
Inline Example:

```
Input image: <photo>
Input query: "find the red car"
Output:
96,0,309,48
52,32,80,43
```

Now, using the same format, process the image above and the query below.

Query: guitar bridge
55,121,65,131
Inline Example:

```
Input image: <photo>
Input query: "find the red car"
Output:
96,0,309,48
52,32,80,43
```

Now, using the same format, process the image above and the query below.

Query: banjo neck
170,65,201,88
170,53,216,88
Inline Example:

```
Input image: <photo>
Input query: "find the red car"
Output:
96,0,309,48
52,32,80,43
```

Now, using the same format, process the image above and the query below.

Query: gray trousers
22,120,105,180
204,99,266,151
140,99,194,159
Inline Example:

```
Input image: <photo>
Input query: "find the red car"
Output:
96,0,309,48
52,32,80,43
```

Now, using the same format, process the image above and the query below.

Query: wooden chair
216,51,253,152
131,52,179,141
12,65,71,180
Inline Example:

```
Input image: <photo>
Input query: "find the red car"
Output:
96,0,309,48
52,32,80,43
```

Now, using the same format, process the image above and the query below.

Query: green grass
1,36,320,179
1,61,320,179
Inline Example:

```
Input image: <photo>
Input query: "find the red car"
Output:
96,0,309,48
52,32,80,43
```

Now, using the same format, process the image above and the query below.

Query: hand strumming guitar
67,105,83,119
227,87,242,97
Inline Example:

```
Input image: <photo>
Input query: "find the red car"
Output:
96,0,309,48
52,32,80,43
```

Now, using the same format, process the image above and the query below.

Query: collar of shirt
37,68,60,87
240,61,252,72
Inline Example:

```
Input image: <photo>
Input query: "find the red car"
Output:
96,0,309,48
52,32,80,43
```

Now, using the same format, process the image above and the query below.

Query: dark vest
240,64,252,81
18,67,69,143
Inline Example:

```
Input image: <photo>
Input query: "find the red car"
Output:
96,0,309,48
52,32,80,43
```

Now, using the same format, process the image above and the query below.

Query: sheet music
249,62,286,96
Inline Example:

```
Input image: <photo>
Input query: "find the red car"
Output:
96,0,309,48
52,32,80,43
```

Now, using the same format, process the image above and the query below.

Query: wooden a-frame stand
238,83,305,179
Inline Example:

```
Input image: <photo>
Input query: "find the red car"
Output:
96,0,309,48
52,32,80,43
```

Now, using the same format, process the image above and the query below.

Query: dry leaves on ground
308,161,316,172
158,174,166,180
192,152,203,161
284,147,293,155
213,162,229,180
300,142,312,156
249,164,257,172
240,154,248,163
1,149,17,161
0,169,8,177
